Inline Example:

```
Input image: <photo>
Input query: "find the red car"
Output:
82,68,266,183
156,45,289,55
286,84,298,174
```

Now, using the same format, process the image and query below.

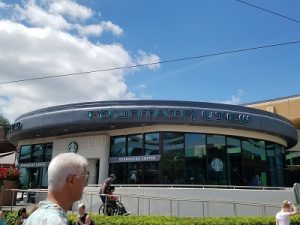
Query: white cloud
0,1,159,122
49,0,93,21
15,0,71,30
76,21,123,37
220,89,244,105
136,50,160,70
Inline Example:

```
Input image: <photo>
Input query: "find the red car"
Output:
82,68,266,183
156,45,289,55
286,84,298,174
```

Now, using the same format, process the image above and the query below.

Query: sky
0,0,300,122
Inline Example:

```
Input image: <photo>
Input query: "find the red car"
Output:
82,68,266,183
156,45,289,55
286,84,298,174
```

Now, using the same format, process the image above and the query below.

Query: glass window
44,143,53,162
110,136,126,157
127,163,143,184
144,133,159,155
19,145,32,163
128,134,143,156
242,139,268,186
109,163,126,184
32,144,44,162
185,133,207,184
227,137,243,186
207,135,227,185
162,132,185,184
144,162,159,184
242,139,266,161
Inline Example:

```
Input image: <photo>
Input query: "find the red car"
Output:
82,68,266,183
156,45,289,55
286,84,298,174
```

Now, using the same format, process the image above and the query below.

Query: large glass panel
185,133,207,184
144,133,159,155
241,138,268,186
109,163,126,184
44,143,53,162
127,163,143,184
162,132,185,184
19,145,32,163
40,167,48,188
128,134,143,156
207,135,227,185
31,144,44,162
226,137,243,186
110,136,126,157
144,162,159,184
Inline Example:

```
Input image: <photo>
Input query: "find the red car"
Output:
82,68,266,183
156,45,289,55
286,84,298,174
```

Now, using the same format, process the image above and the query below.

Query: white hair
48,153,88,191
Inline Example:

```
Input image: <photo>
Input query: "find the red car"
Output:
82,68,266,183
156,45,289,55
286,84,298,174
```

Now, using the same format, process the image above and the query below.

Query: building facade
7,100,298,188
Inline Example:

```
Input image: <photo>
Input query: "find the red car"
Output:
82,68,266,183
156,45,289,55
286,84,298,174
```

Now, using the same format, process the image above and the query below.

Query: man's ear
66,174,75,185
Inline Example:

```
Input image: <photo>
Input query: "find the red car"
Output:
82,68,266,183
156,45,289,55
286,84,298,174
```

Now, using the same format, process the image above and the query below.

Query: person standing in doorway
25,153,89,225
276,200,298,225
99,174,116,203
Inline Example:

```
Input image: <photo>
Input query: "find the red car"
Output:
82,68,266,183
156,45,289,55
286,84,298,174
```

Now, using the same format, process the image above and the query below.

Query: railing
6,188,282,217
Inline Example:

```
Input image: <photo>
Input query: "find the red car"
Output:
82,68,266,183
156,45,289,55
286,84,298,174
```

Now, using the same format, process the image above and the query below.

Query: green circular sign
68,142,78,153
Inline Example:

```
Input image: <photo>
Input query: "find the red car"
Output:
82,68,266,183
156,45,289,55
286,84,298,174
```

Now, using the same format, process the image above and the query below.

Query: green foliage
0,115,9,127
66,214,300,225
4,210,300,225
3,210,18,225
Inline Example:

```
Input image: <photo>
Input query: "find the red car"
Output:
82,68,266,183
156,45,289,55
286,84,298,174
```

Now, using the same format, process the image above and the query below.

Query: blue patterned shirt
24,200,68,225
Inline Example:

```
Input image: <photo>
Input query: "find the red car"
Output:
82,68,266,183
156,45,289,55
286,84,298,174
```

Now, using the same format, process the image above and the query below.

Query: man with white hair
25,153,89,225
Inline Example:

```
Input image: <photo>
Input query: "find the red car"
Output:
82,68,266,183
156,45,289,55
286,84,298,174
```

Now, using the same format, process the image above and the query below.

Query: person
76,203,94,225
0,210,5,225
25,153,89,225
276,200,298,225
99,174,116,203
107,186,130,216
17,208,28,225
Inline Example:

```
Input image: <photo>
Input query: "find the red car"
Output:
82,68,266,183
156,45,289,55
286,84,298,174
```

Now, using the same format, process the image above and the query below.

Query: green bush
4,210,300,225
67,214,300,225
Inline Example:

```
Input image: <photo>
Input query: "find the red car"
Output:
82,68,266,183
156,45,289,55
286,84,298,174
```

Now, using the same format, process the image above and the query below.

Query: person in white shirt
276,200,298,225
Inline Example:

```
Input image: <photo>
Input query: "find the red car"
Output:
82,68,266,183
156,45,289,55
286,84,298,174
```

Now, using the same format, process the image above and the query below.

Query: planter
0,180,17,206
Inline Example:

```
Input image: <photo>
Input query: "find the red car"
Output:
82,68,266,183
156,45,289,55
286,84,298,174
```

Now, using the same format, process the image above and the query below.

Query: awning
0,151,16,165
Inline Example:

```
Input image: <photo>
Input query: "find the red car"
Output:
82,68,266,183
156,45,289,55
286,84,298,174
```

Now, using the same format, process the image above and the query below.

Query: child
17,208,28,225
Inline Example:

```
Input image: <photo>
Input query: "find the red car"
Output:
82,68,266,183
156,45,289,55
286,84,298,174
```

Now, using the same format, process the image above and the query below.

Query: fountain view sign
88,108,251,124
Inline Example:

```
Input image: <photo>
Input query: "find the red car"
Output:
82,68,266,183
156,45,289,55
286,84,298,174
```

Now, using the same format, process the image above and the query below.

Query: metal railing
5,188,282,217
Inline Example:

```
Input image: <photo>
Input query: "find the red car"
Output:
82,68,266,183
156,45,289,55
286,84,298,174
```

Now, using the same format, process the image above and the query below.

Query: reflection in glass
162,132,185,184
19,145,32,163
110,163,126,184
144,162,159,184
144,133,159,155
185,133,207,184
32,144,43,162
227,137,243,185
242,139,268,186
44,143,53,162
110,136,126,157
128,134,143,156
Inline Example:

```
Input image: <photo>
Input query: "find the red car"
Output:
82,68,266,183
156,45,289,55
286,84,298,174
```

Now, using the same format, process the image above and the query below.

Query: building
7,100,298,189
247,94,300,186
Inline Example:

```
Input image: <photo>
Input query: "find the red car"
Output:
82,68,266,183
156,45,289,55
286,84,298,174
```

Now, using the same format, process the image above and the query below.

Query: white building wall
52,135,110,184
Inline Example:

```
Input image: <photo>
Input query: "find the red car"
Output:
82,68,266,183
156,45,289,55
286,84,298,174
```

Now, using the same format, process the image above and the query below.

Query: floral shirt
24,201,68,225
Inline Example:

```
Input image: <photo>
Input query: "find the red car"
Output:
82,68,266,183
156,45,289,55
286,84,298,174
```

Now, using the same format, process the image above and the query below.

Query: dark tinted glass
144,133,159,155
128,134,143,156
19,145,32,163
110,136,126,157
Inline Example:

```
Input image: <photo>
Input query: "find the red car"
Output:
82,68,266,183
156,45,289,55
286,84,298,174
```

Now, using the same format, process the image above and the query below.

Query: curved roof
7,100,298,148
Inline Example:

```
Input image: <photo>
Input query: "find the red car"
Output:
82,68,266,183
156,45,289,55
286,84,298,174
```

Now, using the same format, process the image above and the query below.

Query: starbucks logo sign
211,158,223,172
68,142,78,153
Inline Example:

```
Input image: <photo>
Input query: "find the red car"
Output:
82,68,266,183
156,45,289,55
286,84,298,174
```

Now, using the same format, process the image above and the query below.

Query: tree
0,114,10,127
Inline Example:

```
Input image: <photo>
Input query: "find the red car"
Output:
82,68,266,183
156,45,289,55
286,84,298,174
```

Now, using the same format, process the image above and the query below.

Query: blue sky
0,0,299,120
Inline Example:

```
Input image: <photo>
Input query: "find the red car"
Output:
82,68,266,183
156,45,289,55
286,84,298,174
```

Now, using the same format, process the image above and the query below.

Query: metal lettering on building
88,108,251,124
109,155,161,163
19,162,49,168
